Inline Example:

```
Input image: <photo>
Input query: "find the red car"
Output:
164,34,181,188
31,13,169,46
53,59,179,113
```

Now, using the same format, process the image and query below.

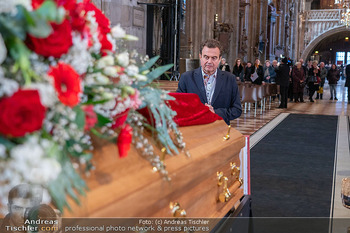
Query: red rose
82,105,97,131
32,0,76,10
83,1,113,54
112,109,129,129
117,124,133,158
99,32,113,56
48,62,81,107
0,90,46,137
84,1,111,34
69,2,88,33
26,19,73,58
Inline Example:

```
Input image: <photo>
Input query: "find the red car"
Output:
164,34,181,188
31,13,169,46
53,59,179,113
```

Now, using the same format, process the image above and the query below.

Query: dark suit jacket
176,68,242,125
275,63,290,87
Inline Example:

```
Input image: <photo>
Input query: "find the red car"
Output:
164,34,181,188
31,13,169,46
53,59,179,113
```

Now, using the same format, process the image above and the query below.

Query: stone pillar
259,0,268,61
229,0,240,65
248,0,259,60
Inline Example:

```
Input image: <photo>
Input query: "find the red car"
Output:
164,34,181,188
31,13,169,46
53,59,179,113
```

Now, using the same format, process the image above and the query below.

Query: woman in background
327,64,340,100
263,60,276,83
292,62,305,102
233,58,244,82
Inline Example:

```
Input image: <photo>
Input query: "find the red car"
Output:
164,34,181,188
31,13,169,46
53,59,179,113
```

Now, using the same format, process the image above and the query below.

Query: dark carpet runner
250,114,338,232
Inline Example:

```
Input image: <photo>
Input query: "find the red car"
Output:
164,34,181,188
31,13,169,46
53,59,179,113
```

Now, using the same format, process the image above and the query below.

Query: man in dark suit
176,39,242,125
275,57,290,108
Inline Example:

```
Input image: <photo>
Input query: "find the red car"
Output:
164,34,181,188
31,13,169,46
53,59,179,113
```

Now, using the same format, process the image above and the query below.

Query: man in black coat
275,57,290,108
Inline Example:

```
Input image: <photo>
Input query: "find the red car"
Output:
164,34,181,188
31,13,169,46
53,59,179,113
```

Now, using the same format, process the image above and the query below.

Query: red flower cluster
83,1,112,54
0,90,46,137
48,62,81,107
26,19,73,58
82,105,97,131
28,0,112,57
117,124,133,158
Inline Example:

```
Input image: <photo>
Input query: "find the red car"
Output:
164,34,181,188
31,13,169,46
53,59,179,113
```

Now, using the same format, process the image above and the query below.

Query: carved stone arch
301,26,350,60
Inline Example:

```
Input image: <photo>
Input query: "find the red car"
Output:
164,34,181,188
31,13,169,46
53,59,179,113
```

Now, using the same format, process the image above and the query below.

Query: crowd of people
219,57,350,108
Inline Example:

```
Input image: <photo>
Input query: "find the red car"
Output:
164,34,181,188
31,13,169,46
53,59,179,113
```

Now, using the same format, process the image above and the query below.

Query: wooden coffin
65,120,246,218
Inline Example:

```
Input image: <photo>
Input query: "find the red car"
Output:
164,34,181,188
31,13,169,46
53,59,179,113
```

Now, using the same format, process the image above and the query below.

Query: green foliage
73,106,86,131
0,2,64,85
48,161,87,212
139,87,178,154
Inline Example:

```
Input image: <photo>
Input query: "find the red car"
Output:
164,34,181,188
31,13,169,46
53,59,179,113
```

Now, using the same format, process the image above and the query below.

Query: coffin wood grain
64,121,245,217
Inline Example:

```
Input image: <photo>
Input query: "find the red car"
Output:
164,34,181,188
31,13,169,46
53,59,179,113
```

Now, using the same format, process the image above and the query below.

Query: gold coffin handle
223,125,231,141
169,202,186,217
217,171,231,202
230,162,240,180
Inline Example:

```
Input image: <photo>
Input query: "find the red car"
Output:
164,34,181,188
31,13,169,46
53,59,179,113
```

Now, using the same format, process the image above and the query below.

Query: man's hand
205,103,215,113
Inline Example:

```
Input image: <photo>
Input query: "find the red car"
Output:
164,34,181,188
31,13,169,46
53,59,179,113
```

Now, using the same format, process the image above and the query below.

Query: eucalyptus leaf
138,64,173,87
35,0,62,23
27,14,52,38
48,162,87,212
74,107,86,130
0,136,15,150
139,55,159,73
0,15,26,40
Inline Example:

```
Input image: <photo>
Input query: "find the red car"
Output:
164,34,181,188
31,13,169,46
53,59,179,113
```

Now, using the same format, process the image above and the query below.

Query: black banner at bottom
1,217,350,233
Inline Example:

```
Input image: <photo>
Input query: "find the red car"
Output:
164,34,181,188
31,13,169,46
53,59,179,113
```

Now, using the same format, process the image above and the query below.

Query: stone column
229,0,240,65
259,0,268,61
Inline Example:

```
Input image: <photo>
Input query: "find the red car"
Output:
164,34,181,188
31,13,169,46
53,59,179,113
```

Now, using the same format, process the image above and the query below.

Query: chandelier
341,8,350,27
336,0,350,27
335,0,350,8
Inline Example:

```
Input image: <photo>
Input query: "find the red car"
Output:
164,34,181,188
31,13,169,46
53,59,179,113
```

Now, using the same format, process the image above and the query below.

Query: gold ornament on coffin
169,202,187,217
223,125,231,141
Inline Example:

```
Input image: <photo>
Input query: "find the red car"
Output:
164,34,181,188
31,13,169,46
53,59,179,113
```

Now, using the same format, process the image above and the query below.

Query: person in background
232,58,244,82
219,58,230,72
292,62,305,102
275,57,290,108
253,58,264,85
345,63,350,104
316,62,327,100
327,64,340,101
299,59,308,76
177,39,242,125
244,61,254,82
307,60,320,102
263,60,276,83
272,60,278,69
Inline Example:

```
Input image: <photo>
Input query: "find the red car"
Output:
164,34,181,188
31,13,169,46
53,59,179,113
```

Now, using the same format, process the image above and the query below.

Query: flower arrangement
0,0,187,214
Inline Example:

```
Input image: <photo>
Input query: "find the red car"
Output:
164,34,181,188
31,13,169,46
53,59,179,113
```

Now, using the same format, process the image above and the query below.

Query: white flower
0,144,6,159
96,55,114,69
84,73,110,85
0,76,19,97
0,34,6,64
103,66,118,77
116,52,129,67
135,74,147,81
126,65,139,76
111,24,126,38
42,188,52,204
28,82,57,107
60,33,93,75
28,158,61,184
